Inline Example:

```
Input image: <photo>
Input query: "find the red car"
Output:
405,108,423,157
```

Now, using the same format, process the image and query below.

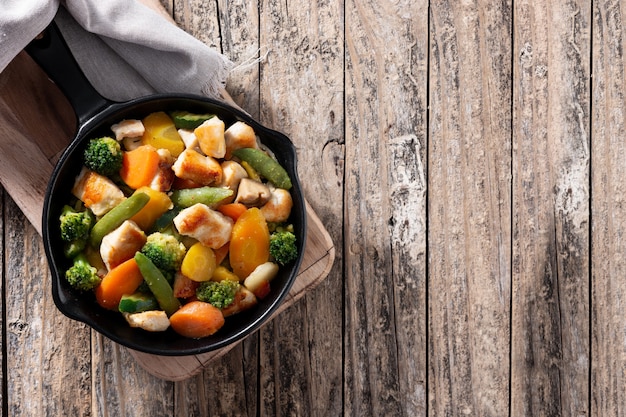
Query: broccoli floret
196,280,240,308
140,232,187,273
65,253,101,291
83,136,123,176
269,230,298,266
60,205,93,241
59,205,94,258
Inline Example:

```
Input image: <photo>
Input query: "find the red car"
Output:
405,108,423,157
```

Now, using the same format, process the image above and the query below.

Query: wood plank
428,0,512,414
257,0,346,415
342,0,429,415
92,334,174,416
511,1,591,415
173,0,220,51
591,0,626,414
218,0,261,120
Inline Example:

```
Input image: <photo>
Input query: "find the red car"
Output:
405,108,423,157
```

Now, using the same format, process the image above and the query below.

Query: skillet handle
25,20,111,127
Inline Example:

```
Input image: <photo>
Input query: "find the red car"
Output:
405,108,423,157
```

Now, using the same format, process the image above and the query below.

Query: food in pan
59,110,299,339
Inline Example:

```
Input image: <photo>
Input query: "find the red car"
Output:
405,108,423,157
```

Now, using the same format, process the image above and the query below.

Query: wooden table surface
1,0,625,415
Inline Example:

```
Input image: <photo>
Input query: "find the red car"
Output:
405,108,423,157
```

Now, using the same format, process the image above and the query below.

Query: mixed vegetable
59,110,299,339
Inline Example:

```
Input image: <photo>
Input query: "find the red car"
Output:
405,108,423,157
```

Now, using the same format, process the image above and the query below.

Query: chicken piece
260,187,293,223
149,148,176,192
221,160,248,189
224,121,258,159
72,167,126,216
235,178,271,207
110,119,145,141
194,117,226,159
178,128,200,151
122,136,143,151
123,310,170,332
172,271,200,298
221,286,258,317
172,148,223,186
100,220,147,271
173,203,233,249
219,160,248,203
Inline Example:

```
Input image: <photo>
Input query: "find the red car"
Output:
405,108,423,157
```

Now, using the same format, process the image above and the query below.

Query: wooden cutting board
0,52,335,381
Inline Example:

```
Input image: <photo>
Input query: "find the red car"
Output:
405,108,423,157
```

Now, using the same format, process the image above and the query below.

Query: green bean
89,192,150,247
232,148,292,190
134,252,181,316
170,187,233,208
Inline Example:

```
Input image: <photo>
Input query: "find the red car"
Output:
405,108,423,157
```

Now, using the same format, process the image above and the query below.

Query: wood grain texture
511,0,591,415
428,0,512,415
92,335,174,416
591,0,626,415
3,0,619,415
343,0,428,415
218,0,261,118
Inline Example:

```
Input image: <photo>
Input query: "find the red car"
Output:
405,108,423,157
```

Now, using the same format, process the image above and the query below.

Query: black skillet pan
25,20,306,356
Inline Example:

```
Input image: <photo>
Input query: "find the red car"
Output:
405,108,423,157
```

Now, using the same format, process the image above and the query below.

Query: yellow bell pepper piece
141,111,185,157
129,187,173,231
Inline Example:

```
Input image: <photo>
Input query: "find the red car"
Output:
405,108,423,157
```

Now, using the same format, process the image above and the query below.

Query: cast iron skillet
25,21,306,356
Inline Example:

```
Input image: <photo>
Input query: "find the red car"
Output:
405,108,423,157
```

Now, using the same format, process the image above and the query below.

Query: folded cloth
0,0,232,101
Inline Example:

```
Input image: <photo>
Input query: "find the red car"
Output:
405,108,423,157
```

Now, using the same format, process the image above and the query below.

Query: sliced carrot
95,258,144,310
229,207,270,279
120,145,160,189
169,301,225,338
217,203,247,222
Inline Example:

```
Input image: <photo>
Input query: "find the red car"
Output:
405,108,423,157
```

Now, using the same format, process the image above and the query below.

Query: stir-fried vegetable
60,110,297,339
232,147,292,190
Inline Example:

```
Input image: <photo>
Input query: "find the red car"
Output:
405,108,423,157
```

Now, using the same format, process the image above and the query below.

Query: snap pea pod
170,186,233,208
134,252,181,316
89,192,150,247
232,148,292,190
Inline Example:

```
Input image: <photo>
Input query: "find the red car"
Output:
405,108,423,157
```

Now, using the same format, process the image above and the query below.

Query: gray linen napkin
1,0,232,101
